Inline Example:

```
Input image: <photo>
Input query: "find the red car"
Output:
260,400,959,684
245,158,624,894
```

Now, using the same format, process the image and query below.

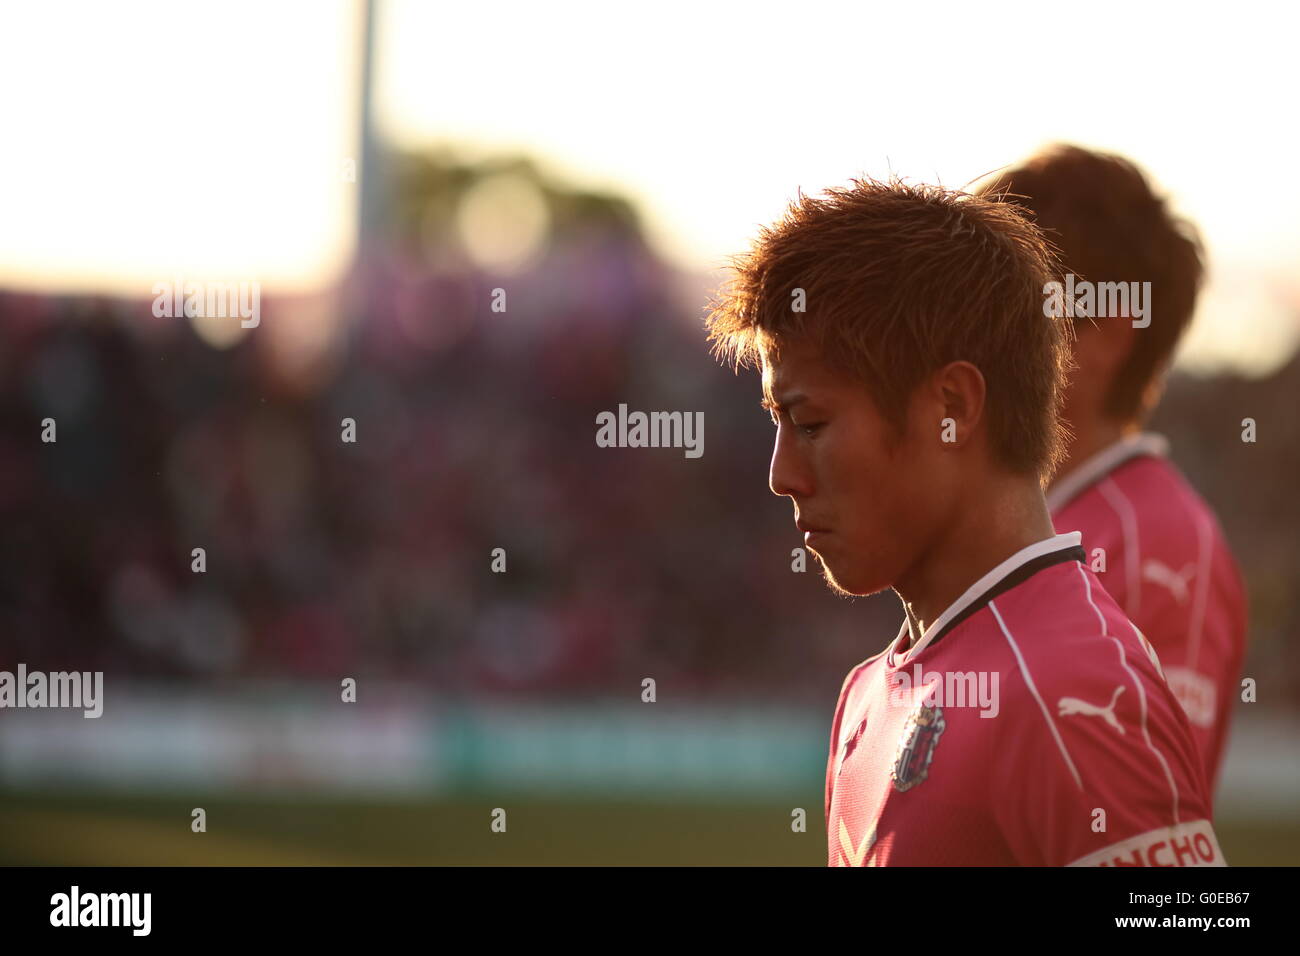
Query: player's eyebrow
760,392,808,414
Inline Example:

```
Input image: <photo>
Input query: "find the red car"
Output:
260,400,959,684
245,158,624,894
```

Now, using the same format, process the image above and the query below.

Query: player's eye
796,422,825,438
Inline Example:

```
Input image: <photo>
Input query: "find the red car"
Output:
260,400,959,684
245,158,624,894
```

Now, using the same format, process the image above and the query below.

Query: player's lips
796,519,831,542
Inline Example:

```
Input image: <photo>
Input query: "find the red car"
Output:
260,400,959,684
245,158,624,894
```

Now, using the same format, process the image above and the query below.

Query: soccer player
706,177,1224,866
975,146,1247,800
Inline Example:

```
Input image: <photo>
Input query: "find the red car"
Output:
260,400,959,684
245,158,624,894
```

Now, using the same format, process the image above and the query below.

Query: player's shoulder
985,555,1109,647
828,644,892,737
992,611,1185,773
837,644,890,696
1111,452,1225,545
1115,452,1245,596
832,642,894,717
988,563,1167,703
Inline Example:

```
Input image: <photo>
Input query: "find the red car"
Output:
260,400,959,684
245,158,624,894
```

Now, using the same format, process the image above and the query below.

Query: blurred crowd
0,152,1295,705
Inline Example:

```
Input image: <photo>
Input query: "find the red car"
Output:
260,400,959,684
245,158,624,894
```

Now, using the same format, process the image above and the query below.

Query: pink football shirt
1048,433,1248,798
825,533,1223,866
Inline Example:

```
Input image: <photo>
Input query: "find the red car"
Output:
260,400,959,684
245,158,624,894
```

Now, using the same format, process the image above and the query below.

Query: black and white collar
1045,432,1169,513
888,532,1085,666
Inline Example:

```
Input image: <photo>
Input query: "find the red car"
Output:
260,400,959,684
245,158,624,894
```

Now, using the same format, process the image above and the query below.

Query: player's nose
769,427,811,499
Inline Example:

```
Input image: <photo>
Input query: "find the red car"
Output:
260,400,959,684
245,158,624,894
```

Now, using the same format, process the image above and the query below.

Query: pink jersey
1048,434,1248,798
825,533,1224,867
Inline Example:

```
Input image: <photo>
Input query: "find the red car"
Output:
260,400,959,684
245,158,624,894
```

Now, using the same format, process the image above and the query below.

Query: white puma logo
1142,559,1196,605
838,819,877,866
1057,685,1127,735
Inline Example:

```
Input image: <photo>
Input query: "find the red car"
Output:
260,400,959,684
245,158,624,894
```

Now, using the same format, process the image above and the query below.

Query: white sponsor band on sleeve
1163,667,1217,729
1068,819,1225,867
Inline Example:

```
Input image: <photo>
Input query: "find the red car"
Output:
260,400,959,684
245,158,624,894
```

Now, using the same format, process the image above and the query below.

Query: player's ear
932,360,986,450
1092,312,1138,375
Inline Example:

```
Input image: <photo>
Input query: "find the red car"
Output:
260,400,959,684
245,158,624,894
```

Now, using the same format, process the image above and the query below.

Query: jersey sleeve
824,667,854,825
989,638,1224,867
1146,535,1249,800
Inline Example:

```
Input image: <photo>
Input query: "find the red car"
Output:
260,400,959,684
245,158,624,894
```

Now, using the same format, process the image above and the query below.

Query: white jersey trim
892,531,1083,666
1075,564,1182,827
1046,431,1170,514
1097,477,1142,617
1187,507,1214,671
990,599,1084,790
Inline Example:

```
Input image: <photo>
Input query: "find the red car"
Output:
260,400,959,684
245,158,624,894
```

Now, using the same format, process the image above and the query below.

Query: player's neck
1049,415,1135,490
896,474,1055,646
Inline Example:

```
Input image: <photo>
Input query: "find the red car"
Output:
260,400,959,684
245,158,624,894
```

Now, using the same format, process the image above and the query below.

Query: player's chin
819,558,888,598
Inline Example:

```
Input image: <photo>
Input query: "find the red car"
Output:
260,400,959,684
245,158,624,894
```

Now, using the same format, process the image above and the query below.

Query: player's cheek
872,475,915,571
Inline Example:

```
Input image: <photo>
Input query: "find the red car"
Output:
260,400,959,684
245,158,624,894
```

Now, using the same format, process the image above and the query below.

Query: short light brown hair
705,176,1071,478
975,145,1204,423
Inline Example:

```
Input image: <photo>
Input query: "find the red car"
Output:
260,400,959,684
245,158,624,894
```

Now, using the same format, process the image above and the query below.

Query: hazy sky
378,0,1300,374
3,1,1296,374
0,1,362,296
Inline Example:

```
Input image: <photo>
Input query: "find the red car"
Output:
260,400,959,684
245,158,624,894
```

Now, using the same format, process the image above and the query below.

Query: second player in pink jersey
978,147,1248,798
1048,435,1246,799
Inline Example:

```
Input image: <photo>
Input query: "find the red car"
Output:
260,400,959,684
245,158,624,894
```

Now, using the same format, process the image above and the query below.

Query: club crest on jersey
891,703,946,792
